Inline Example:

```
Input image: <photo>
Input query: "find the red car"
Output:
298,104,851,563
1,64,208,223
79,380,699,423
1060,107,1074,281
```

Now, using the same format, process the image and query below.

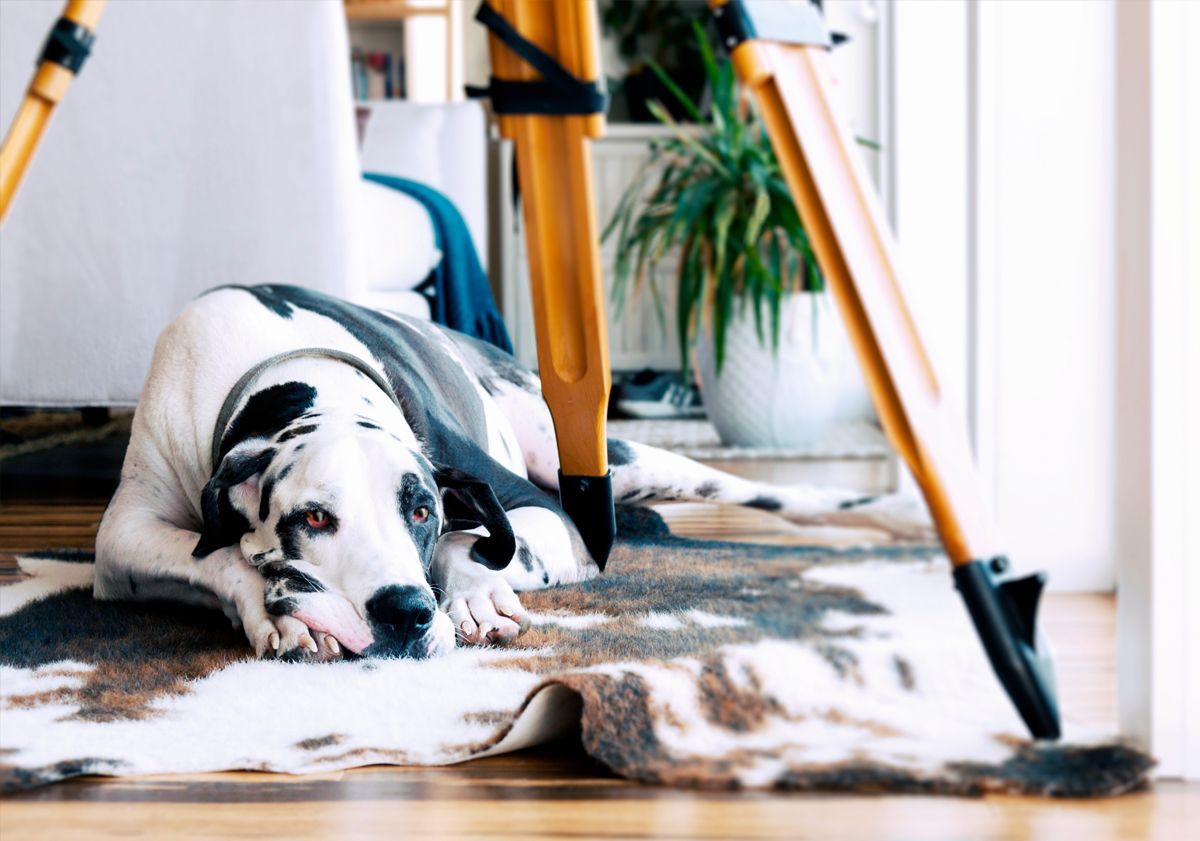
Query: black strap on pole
39,17,96,74
466,2,607,116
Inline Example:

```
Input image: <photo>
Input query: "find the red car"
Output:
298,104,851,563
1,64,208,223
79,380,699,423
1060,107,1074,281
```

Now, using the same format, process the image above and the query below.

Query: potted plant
603,26,874,447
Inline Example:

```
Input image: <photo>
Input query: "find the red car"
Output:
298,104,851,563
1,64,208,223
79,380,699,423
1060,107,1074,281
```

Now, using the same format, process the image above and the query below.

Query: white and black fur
96,285,931,661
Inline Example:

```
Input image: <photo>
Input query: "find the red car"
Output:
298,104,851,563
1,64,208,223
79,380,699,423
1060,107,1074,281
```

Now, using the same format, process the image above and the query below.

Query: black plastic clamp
39,17,95,74
712,0,833,53
558,470,616,571
954,557,1062,739
469,2,607,116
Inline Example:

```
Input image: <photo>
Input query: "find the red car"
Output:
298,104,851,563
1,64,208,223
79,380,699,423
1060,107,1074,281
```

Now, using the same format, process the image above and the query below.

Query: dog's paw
443,573,528,647
262,614,344,662
825,493,938,542
243,615,282,659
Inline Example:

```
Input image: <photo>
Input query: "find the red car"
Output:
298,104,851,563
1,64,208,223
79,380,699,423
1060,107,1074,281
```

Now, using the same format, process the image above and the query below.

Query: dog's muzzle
362,585,438,658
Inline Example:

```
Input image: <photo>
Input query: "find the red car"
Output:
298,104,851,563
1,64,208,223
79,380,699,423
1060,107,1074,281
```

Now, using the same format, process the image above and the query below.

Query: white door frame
1113,0,1199,781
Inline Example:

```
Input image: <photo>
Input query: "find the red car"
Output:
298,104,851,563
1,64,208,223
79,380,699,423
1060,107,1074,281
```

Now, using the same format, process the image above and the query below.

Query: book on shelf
350,49,406,101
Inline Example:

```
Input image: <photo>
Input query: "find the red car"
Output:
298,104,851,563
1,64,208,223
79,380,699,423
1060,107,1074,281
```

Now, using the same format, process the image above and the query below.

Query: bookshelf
344,0,462,102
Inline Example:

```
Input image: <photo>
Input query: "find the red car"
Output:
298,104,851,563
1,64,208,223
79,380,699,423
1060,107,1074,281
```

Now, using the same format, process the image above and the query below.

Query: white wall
890,0,1120,591
990,0,1118,591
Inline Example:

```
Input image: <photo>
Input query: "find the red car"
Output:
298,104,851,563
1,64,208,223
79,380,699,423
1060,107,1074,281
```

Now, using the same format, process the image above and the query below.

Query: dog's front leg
95,507,334,658
430,531,528,647
431,505,597,648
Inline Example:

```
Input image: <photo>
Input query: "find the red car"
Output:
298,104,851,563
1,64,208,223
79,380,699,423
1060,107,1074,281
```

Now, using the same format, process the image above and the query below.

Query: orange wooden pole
711,1,1061,740
485,0,615,562
0,1,107,222
721,31,995,567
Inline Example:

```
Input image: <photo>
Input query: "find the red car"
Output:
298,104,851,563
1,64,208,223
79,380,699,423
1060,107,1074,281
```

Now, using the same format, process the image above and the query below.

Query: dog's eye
305,509,330,529
411,506,430,524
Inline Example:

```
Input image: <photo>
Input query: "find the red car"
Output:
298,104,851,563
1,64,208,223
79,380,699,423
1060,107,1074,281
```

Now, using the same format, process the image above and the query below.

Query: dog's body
96,285,930,661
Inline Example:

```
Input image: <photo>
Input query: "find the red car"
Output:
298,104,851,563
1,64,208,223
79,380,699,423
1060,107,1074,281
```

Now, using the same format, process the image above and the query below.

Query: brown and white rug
0,509,1151,795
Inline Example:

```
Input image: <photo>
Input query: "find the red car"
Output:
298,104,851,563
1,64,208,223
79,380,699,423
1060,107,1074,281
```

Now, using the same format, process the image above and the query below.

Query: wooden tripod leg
729,39,994,567
484,0,616,566
722,25,1060,738
0,0,107,222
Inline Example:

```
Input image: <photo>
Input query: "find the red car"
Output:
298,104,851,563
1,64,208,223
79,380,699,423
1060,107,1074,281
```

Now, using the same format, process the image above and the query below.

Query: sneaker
615,370,706,419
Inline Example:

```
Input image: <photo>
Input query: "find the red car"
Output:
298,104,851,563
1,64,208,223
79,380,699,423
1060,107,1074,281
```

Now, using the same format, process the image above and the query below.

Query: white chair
0,1,489,408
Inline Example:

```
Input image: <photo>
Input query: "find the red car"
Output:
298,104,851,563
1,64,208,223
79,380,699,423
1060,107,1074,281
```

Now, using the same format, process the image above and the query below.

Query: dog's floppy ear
193,442,276,558
433,465,515,571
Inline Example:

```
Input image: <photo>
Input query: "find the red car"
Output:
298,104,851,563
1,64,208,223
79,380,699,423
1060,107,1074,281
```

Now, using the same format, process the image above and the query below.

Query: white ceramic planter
695,292,875,447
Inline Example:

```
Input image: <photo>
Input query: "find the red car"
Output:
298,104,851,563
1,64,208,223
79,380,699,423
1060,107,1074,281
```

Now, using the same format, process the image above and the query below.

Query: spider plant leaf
645,59,703,123
744,182,772,248
676,235,700,379
713,251,735,372
712,191,737,291
646,100,731,179
769,283,782,350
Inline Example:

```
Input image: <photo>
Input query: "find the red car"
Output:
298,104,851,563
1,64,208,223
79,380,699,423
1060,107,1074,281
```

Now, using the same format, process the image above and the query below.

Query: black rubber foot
558,471,616,571
954,559,1062,740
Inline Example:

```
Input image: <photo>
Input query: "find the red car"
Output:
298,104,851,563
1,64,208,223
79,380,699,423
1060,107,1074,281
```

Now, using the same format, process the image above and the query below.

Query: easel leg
718,12,1060,738
0,0,107,222
484,0,616,566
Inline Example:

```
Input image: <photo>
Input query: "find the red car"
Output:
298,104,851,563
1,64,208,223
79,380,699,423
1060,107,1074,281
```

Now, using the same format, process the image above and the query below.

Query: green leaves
602,27,825,376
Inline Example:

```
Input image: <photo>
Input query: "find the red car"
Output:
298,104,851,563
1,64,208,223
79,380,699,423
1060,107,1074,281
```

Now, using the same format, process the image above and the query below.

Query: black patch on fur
516,543,535,572
838,496,879,511
258,474,277,523
951,744,1154,798
263,565,325,594
193,447,277,557
696,481,721,500
398,472,439,569
607,439,637,467
434,465,516,570
276,424,318,444
356,420,382,431
266,597,299,617
295,734,343,751
274,506,338,561
746,495,783,512
276,517,302,561
219,382,316,461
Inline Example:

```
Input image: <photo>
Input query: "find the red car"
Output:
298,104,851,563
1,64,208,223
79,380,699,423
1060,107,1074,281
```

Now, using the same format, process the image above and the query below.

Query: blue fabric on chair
363,173,513,353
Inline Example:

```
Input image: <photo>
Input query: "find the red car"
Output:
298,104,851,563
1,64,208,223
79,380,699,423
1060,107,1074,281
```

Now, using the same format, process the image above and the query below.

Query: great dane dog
96,285,931,661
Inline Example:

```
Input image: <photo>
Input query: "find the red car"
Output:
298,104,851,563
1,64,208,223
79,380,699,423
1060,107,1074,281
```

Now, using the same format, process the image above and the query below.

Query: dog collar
211,348,402,467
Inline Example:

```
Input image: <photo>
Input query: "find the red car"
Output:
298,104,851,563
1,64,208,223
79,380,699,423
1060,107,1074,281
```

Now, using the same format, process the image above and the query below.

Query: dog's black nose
366,585,435,648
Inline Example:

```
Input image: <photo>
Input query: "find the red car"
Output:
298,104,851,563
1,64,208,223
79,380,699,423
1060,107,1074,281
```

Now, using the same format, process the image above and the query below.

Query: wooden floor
0,497,1194,840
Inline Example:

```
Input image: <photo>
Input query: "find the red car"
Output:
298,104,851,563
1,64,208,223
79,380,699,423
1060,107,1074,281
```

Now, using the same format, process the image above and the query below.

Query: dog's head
193,411,512,659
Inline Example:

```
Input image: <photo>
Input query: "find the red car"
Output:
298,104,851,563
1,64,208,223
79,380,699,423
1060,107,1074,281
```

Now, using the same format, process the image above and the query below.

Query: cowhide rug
0,508,1151,795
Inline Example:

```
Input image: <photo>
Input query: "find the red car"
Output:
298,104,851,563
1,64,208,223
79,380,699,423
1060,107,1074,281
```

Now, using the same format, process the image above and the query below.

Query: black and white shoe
615,370,706,420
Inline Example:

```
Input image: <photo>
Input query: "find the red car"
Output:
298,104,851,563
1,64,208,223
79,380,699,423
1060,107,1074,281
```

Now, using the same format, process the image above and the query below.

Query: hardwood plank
1,783,1194,841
